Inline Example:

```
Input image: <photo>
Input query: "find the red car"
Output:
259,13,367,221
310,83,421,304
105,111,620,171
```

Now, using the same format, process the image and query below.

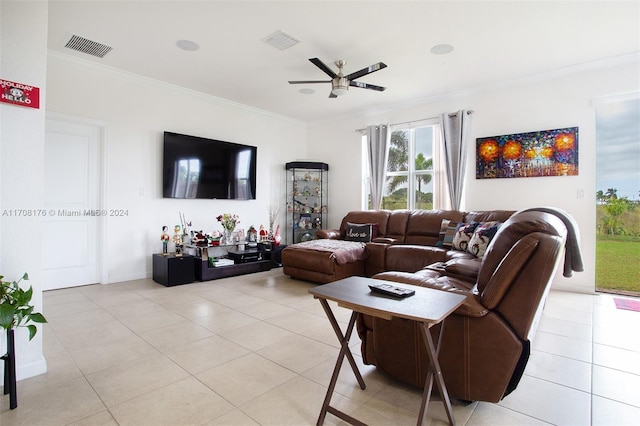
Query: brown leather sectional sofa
282,208,581,402
283,209,515,283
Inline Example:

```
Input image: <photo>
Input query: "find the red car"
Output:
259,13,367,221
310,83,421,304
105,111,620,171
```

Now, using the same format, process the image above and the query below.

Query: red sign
0,79,40,109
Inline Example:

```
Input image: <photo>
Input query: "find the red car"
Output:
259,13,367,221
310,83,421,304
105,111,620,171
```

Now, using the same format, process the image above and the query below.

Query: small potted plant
0,273,47,409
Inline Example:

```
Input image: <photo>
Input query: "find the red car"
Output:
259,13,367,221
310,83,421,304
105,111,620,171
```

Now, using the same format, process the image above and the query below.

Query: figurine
259,224,268,242
192,230,207,246
161,226,170,254
248,226,258,242
173,225,183,255
274,224,281,246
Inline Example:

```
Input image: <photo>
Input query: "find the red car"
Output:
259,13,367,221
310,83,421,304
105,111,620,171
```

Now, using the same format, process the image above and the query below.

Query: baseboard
0,355,48,383
18,355,48,381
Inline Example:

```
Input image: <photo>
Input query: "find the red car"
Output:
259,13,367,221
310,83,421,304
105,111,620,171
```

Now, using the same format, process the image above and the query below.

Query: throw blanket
293,239,367,265
519,207,584,277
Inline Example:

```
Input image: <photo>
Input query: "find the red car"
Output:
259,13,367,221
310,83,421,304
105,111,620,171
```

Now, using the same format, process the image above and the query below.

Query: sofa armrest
364,242,388,277
316,229,342,239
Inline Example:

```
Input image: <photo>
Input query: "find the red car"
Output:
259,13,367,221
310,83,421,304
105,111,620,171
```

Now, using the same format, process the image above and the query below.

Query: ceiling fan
288,58,387,98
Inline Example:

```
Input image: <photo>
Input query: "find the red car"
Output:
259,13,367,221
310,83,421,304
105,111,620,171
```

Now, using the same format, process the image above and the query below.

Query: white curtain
432,128,451,210
366,124,390,210
439,110,472,210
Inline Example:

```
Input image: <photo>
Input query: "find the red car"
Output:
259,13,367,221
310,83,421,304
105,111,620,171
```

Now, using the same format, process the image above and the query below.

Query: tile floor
1,268,640,425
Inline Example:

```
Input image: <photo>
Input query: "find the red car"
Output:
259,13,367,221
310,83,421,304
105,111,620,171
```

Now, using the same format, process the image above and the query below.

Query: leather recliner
356,210,569,403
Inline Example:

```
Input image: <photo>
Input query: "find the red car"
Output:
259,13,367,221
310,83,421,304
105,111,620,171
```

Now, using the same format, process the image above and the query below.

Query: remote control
368,282,415,298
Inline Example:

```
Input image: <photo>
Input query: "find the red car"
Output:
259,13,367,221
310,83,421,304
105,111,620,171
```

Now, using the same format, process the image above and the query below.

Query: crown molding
350,52,640,122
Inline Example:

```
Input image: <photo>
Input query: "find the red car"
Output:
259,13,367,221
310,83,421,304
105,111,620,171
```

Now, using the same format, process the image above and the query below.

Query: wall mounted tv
163,131,257,200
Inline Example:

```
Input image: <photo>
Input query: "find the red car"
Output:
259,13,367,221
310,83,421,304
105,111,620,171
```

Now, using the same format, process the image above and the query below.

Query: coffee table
308,276,466,426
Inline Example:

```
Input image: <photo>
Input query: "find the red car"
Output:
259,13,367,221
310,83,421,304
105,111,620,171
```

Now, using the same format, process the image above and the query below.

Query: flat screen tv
162,131,257,200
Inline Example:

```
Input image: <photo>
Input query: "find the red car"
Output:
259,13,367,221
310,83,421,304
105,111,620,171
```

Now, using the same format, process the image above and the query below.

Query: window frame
362,119,440,210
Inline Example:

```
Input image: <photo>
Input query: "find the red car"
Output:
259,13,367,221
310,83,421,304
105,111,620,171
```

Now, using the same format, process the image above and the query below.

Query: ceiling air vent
262,30,299,50
64,34,113,58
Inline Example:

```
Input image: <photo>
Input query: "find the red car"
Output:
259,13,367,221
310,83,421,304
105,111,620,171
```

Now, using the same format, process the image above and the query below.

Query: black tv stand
187,244,274,282
195,258,272,281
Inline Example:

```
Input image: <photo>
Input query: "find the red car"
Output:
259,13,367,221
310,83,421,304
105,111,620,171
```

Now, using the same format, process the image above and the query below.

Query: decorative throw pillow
441,221,459,248
436,219,452,247
452,222,480,252
467,221,501,259
345,222,373,242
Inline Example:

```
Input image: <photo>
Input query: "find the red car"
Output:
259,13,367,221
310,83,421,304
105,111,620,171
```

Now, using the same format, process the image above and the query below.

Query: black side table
152,253,194,286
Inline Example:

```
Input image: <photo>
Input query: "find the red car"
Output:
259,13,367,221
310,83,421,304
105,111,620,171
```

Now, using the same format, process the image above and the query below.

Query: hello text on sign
1,78,40,109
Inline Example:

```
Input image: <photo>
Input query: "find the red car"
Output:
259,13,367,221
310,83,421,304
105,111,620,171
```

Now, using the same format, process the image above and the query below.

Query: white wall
46,53,307,284
307,59,640,293
0,0,48,380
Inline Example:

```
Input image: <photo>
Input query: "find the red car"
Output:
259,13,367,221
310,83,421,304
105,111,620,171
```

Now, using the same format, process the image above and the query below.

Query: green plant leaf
24,286,33,302
29,312,47,323
27,324,37,341
0,273,46,334
0,303,16,329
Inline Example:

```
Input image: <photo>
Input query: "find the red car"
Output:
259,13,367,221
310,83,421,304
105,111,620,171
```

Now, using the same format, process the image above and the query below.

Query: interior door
42,118,102,290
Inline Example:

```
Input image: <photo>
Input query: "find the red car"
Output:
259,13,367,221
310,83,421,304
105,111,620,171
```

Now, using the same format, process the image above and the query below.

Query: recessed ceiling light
430,44,454,55
176,39,199,51
299,88,315,95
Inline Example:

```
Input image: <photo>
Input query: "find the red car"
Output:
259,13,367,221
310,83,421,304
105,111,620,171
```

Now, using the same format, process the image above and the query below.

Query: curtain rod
355,110,474,133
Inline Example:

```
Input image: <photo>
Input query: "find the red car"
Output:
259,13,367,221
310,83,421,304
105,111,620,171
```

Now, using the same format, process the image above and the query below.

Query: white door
42,119,102,290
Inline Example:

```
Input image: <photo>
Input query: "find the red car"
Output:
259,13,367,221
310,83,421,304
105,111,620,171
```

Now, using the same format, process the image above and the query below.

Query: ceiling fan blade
309,58,337,78
346,62,387,81
350,80,386,91
288,80,330,84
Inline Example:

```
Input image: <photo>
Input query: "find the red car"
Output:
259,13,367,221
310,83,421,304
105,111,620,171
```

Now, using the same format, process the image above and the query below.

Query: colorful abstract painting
476,127,579,179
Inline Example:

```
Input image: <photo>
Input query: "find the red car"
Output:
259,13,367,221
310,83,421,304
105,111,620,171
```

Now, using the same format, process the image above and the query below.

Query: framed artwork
476,127,578,179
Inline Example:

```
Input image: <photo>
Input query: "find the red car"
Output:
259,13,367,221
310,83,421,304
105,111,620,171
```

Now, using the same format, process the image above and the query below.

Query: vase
223,228,234,245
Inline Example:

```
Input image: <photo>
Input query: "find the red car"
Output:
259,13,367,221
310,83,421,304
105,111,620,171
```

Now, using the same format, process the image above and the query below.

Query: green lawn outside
596,234,640,294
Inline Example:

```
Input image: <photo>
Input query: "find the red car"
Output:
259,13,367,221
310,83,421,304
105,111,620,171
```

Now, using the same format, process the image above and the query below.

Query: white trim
359,52,640,119
17,355,47,382
590,91,640,107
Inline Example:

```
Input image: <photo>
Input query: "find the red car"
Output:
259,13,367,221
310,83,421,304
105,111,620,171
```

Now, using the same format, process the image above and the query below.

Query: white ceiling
47,1,640,123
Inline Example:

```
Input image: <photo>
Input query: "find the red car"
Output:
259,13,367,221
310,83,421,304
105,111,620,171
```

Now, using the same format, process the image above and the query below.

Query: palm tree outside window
385,126,436,210
363,124,437,210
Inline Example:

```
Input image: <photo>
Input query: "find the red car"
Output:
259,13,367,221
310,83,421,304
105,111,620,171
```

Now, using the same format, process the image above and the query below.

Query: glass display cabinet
285,161,328,245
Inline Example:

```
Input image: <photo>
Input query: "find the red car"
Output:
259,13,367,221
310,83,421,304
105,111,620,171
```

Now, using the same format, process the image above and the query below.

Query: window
363,122,439,210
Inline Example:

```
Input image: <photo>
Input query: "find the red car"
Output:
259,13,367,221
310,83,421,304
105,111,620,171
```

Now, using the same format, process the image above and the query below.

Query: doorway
42,117,104,290
595,97,640,296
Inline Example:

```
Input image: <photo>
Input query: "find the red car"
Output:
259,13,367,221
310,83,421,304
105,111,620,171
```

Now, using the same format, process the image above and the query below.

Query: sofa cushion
385,210,412,242
467,221,501,259
405,210,465,246
345,222,374,242
340,210,390,238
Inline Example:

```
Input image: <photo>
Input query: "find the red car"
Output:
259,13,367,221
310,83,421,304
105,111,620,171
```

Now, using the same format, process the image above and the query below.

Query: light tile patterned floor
1,268,639,425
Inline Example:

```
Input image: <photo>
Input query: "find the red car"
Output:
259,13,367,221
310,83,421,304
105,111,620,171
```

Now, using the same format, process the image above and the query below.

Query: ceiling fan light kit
289,58,387,98
331,77,349,96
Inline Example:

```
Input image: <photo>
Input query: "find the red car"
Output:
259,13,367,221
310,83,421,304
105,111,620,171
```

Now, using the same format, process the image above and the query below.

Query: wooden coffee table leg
418,322,455,426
